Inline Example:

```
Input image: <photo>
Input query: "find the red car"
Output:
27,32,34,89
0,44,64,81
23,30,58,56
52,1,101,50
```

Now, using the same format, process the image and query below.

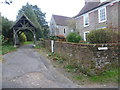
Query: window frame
64,28,66,34
98,6,107,23
83,13,89,27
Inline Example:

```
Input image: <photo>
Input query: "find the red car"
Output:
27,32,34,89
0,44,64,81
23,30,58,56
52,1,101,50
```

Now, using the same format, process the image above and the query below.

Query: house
49,15,74,37
74,0,120,41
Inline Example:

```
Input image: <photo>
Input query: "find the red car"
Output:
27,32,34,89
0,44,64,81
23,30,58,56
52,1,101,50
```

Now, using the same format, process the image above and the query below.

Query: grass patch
90,68,118,83
0,46,2,55
2,44,17,55
35,45,43,49
23,41,33,45
0,46,2,61
73,74,87,80
47,53,64,64
64,65,78,72
64,64,118,83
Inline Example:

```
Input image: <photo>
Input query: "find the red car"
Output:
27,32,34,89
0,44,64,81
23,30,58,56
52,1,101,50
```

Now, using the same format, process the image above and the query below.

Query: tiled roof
52,15,72,26
75,1,110,17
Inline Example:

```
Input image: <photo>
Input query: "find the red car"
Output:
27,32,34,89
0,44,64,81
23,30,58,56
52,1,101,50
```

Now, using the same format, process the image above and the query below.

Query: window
98,7,107,23
64,28,66,34
84,31,89,41
84,14,89,27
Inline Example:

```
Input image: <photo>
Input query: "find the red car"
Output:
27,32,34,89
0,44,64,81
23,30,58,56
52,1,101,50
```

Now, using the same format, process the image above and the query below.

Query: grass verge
2,44,17,55
89,68,118,83
64,64,118,84
23,41,33,45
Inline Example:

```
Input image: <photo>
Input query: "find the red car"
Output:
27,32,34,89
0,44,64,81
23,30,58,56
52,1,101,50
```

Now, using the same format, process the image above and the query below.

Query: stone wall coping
44,40,119,47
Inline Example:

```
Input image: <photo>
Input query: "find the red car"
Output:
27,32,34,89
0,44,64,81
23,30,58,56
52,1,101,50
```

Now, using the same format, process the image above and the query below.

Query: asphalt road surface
2,45,81,88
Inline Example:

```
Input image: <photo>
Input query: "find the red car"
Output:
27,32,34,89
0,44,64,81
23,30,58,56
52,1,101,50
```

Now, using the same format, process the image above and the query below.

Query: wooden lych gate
11,14,37,47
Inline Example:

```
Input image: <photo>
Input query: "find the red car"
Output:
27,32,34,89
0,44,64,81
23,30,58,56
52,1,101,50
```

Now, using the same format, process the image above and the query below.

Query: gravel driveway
2,44,81,88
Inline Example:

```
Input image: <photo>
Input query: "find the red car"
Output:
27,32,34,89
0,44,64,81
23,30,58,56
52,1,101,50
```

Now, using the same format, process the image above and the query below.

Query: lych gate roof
75,1,110,17
11,14,36,30
52,15,72,26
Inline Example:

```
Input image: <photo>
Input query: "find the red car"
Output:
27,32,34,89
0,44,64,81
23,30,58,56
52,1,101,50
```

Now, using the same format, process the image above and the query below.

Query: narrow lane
2,45,81,88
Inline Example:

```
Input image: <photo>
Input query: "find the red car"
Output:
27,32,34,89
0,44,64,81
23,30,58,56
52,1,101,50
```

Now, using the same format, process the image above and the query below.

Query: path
2,44,81,88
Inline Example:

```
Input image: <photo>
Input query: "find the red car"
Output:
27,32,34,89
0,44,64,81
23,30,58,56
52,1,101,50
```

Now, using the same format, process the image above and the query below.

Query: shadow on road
18,44,35,49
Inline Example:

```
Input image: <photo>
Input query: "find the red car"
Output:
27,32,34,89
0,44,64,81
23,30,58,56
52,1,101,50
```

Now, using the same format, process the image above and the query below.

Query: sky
0,0,85,22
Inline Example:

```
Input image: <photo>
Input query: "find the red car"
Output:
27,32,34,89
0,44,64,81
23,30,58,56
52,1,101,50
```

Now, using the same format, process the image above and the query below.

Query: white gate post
51,40,54,53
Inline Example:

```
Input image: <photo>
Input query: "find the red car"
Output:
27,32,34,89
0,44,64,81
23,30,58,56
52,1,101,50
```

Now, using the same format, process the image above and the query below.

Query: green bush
87,28,119,44
19,32,27,44
2,44,16,55
66,32,82,43
0,35,9,45
49,36,58,40
0,35,3,45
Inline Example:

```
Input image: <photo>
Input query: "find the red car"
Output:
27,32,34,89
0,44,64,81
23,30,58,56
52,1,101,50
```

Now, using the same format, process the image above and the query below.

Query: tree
17,3,40,27
32,5,48,26
67,18,79,33
24,31,33,41
2,16,14,42
0,0,12,5
0,13,2,35
32,5,49,38
67,19,76,31
19,32,27,44
42,25,49,38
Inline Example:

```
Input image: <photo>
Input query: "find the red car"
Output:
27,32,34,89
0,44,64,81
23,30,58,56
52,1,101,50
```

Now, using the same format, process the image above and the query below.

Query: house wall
50,16,72,37
50,16,71,37
56,25,71,37
49,16,57,36
76,1,119,40
107,2,119,30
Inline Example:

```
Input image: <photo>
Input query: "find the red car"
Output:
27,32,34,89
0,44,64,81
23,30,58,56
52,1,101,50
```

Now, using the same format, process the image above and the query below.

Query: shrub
49,36,58,40
0,35,9,45
66,32,82,43
19,32,27,44
87,28,119,44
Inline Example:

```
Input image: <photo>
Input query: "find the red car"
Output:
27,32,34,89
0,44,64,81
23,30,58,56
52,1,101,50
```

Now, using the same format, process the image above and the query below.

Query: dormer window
83,13,89,27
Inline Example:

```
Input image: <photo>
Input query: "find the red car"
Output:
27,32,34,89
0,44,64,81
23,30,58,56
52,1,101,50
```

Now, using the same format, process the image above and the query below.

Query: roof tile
52,15,72,26
75,1,111,17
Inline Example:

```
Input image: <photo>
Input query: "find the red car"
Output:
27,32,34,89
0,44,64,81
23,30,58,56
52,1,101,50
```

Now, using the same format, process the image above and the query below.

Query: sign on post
51,40,54,53
98,47,108,50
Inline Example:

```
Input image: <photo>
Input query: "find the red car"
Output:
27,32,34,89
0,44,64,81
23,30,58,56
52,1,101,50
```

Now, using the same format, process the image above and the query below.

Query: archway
11,14,37,47
15,28,36,45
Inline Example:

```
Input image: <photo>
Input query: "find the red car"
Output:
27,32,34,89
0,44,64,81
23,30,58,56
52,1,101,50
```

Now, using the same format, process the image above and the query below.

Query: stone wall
43,40,119,75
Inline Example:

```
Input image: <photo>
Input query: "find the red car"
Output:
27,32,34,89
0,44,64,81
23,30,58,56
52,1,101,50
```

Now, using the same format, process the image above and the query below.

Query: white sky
0,0,85,22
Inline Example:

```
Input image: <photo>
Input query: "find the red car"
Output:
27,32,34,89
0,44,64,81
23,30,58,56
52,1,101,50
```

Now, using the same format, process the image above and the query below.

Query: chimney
85,0,100,4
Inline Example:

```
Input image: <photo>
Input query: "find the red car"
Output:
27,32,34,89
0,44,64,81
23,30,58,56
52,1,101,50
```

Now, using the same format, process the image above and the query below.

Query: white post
51,40,54,53
13,29,17,47
33,34,36,47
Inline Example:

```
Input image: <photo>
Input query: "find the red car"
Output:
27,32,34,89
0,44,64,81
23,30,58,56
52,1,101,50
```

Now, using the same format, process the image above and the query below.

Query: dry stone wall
43,40,119,75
